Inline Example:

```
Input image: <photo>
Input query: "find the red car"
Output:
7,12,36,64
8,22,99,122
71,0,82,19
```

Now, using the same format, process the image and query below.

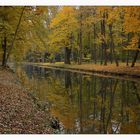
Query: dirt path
0,67,53,134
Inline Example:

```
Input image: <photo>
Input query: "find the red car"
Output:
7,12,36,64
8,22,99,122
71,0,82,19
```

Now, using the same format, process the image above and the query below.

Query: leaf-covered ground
0,67,54,134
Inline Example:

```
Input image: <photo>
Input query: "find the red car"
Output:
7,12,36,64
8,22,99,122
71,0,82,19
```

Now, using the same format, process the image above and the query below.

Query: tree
49,7,78,64
0,6,25,66
107,7,121,66
123,7,140,67
1,6,139,67
77,7,83,65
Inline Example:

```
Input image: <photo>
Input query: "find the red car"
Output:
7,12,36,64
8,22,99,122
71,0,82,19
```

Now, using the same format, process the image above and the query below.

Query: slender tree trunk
93,24,97,64
73,48,78,63
131,49,139,67
2,37,7,67
103,13,107,65
78,10,83,65
88,31,91,63
100,47,103,65
120,14,125,63
126,33,130,66
110,43,113,64
131,39,140,67
109,24,119,66
100,21,103,65
5,6,25,65
101,12,107,65
64,47,71,64
126,51,129,66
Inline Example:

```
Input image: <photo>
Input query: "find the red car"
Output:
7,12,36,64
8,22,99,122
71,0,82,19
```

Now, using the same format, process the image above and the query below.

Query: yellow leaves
83,16,97,28
50,7,77,34
131,35,139,45
125,35,140,50
35,7,48,16
123,7,140,33
97,6,111,13
107,7,120,25
50,7,77,29
124,18,140,33
49,6,78,53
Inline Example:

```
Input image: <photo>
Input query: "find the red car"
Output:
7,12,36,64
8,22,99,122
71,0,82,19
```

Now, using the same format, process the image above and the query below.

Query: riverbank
0,67,55,134
29,62,140,78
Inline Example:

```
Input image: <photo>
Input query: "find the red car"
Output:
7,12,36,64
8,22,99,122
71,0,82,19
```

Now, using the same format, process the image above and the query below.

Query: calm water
15,64,140,134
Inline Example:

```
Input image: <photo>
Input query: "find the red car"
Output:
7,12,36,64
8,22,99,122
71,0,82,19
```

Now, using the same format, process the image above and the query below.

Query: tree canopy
0,6,140,67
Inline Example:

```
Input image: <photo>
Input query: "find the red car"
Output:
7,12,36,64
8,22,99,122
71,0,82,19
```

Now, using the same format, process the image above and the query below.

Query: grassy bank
28,62,140,78
0,67,54,134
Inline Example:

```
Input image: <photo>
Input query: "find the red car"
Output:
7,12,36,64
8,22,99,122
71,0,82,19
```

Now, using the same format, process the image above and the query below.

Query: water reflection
16,65,140,134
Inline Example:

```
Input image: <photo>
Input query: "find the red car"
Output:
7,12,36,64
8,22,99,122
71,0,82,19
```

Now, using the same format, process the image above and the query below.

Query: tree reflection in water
16,65,140,134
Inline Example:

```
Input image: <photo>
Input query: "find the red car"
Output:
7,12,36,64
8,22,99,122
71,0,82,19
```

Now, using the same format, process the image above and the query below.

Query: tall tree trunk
101,12,107,66
100,21,103,65
2,37,7,67
5,6,25,65
131,39,140,67
73,48,78,63
110,43,113,64
100,12,107,65
126,51,129,66
126,33,130,66
78,10,83,65
64,47,71,64
93,24,97,64
109,24,119,66
88,31,91,63
120,14,125,63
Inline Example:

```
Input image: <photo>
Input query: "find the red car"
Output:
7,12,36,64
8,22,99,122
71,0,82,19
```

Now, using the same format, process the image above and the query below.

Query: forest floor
0,67,55,134
31,62,140,78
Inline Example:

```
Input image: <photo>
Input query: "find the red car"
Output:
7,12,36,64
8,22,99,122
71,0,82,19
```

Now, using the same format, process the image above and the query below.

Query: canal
14,64,140,134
